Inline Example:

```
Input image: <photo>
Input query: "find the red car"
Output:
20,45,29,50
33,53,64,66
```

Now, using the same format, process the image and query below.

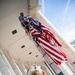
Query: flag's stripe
30,26,67,65
38,39,65,61
39,43,62,64
30,26,65,59
40,25,62,47
38,37,66,59
45,50,63,64
30,27,64,57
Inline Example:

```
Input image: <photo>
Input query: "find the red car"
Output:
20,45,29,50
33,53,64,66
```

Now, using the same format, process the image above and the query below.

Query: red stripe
40,45,62,65
38,37,64,57
41,24,62,47
30,26,67,65
38,39,64,61
44,49,62,65
30,28,63,58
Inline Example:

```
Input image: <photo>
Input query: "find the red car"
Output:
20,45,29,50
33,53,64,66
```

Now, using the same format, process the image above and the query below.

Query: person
18,12,29,35
33,70,42,75
27,65,46,75
18,12,42,35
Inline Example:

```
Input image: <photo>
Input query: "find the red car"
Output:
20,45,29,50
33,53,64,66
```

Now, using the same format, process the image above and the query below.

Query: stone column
29,5,75,75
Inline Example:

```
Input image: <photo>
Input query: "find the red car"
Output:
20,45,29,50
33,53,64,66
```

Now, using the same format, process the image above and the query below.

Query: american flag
30,24,67,65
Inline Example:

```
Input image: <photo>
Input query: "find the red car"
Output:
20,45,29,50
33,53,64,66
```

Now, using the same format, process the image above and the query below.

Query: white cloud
61,0,71,30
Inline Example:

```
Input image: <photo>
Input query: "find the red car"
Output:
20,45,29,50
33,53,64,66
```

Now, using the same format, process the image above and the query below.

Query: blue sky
39,0,75,42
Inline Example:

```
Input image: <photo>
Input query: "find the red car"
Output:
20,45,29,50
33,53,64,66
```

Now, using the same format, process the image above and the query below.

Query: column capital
29,5,41,17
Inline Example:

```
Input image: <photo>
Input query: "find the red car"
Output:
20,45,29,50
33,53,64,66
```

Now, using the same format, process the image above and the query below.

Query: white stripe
31,31,40,36
30,27,66,64
47,51,63,63
39,37,65,59
42,27,49,31
41,45,64,63
39,37,63,55
31,30,65,59
30,29,36,33
30,27,66,60
39,42,65,60
40,43,63,63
